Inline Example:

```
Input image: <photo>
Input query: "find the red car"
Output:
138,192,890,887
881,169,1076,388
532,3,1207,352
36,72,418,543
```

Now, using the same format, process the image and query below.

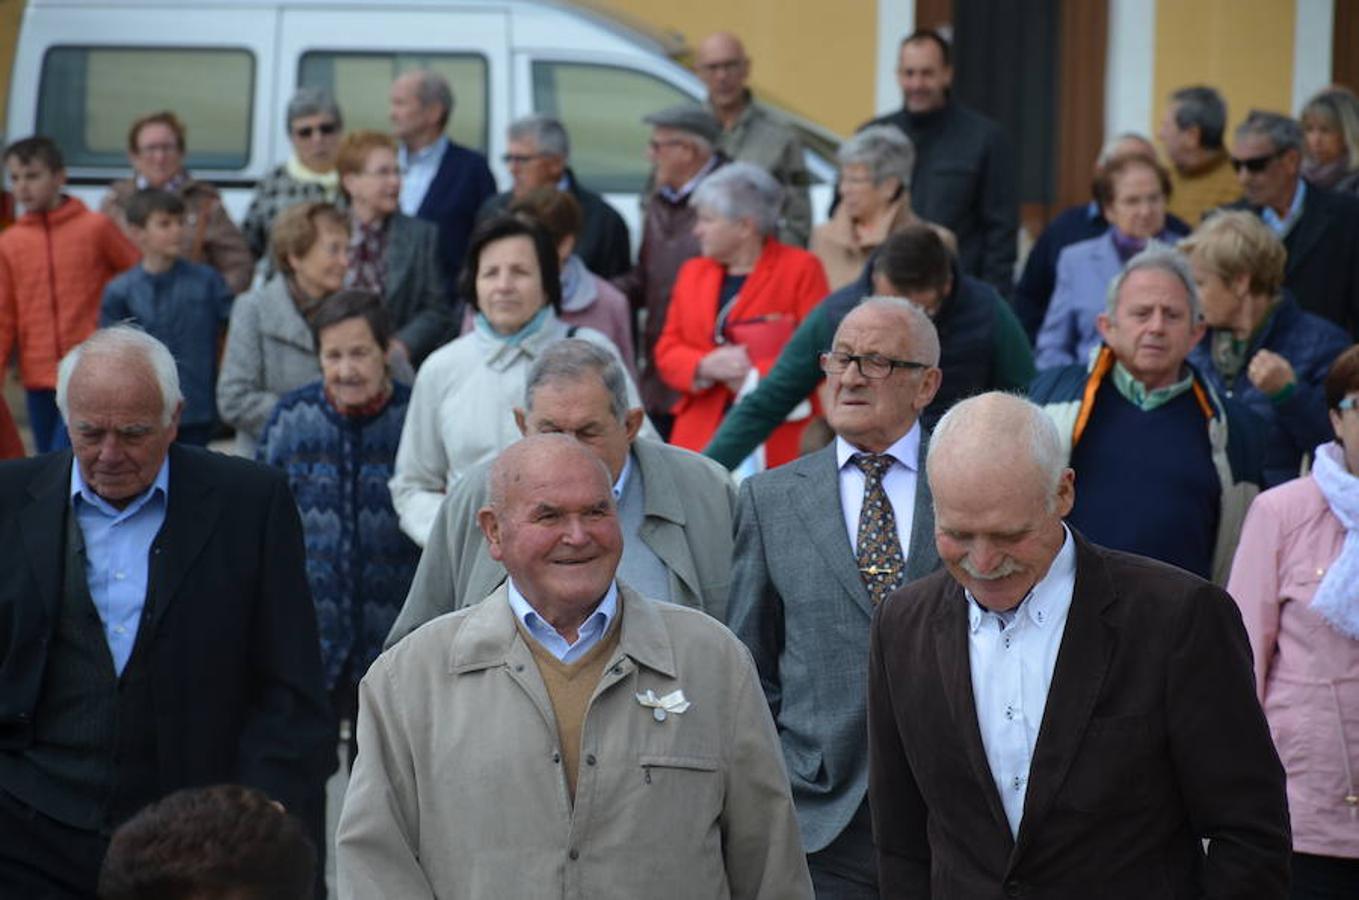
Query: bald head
842,297,941,366
927,392,1068,506
695,31,751,116
487,433,612,511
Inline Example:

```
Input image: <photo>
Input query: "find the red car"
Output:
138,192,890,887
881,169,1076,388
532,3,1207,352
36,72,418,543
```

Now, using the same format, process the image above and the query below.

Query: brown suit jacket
867,532,1290,899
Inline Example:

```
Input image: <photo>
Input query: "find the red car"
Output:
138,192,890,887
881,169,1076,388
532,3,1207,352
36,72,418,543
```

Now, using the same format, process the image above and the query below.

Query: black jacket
864,102,1017,295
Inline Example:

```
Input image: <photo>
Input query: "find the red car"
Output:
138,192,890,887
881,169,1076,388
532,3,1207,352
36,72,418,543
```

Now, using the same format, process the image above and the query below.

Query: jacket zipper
43,211,62,367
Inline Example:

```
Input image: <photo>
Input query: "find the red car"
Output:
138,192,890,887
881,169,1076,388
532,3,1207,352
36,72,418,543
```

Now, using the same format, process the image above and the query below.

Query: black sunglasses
294,122,339,139
1229,149,1284,174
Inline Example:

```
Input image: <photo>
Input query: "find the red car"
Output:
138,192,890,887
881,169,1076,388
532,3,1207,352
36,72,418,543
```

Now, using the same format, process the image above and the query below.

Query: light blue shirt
1262,178,1306,238
966,526,1076,837
507,578,620,664
69,457,170,675
612,454,633,501
398,135,450,216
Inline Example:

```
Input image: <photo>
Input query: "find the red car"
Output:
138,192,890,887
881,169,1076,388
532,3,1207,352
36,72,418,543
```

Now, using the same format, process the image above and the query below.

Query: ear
1229,272,1251,299
623,408,645,442
53,168,68,190
341,172,360,198
513,407,529,436
1331,408,1345,441
1095,312,1114,343
167,399,184,443
1053,468,1076,518
913,366,942,412
477,507,504,560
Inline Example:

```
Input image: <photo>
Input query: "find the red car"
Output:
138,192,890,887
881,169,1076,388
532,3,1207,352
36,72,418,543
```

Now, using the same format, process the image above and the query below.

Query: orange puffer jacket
0,197,139,389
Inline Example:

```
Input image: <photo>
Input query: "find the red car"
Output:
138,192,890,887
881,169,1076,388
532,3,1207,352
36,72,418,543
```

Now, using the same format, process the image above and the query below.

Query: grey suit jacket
726,436,940,852
385,212,453,365
385,438,738,648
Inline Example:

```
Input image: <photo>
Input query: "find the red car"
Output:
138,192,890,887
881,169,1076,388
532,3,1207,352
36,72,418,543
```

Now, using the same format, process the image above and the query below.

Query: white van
6,0,839,242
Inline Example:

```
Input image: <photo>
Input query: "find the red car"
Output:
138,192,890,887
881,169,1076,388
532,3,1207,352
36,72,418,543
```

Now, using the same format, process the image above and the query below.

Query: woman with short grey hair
653,161,830,468
812,124,953,289
241,87,346,266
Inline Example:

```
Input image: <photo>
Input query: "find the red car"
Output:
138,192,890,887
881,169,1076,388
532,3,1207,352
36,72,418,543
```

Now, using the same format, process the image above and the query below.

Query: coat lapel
147,447,222,630
21,453,75,625
631,442,702,604
1284,187,1327,275
1011,535,1115,859
384,214,415,306
790,446,874,616
931,589,1013,839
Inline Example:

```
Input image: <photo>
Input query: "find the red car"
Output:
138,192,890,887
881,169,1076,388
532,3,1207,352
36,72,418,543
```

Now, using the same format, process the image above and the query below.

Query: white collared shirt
967,526,1077,837
612,454,633,501
835,424,921,557
657,154,719,204
507,578,619,664
398,135,450,216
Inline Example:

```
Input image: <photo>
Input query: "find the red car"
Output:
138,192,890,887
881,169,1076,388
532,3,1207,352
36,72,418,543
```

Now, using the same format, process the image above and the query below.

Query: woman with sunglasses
1227,345,1359,900
242,87,346,272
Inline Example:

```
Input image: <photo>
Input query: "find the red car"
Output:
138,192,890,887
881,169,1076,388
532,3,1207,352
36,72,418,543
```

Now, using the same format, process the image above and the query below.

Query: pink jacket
1227,474,1359,858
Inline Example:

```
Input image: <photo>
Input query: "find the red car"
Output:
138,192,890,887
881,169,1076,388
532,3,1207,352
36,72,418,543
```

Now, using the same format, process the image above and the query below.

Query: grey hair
524,339,632,422
1106,244,1203,322
508,114,569,159
848,296,941,367
928,392,1069,509
691,162,783,236
838,125,915,191
1170,85,1228,149
56,326,184,427
1235,109,1303,154
407,69,455,128
286,86,343,130
1096,131,1155,168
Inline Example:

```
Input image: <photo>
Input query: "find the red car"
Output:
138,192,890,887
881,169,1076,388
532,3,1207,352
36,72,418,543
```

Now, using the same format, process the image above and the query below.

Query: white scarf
1310,441,1359,640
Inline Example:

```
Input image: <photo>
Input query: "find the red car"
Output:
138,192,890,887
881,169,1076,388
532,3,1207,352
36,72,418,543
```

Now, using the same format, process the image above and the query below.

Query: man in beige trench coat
336,434,812,899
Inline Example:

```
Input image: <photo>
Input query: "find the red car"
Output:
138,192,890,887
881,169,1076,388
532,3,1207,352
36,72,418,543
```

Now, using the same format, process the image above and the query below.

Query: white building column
875,0,916,116
1104,0,1157,140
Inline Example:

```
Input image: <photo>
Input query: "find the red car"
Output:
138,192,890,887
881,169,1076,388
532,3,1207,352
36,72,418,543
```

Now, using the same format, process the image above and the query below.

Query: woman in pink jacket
1228,344,1359,898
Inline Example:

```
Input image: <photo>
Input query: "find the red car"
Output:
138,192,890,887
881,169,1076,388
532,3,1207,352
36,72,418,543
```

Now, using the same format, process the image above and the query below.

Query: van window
299,53,488,153
532,62,692,193
37,46,254,170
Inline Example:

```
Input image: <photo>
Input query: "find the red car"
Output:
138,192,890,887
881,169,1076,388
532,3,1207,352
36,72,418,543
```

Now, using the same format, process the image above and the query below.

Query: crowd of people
0,22,1357,900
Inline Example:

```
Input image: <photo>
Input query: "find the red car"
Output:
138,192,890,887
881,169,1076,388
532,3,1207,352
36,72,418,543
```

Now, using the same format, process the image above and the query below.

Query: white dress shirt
398,135,449,216
835,423,921,557
507,578,619,664
967,526,1077,837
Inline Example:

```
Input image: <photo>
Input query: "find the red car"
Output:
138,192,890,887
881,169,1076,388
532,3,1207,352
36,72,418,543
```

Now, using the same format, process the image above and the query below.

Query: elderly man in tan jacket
336,433,811,899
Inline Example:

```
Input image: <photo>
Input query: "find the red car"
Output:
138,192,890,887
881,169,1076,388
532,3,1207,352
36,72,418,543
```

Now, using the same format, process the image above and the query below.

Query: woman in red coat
655,163,829,468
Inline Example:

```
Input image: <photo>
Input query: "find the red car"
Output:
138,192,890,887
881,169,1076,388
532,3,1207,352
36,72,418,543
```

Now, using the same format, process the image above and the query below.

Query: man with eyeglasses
693,31,811,248
615,104,727,434
704,224,1033,468
475,115,631,278
727,296,943,898
1224,109,1359,337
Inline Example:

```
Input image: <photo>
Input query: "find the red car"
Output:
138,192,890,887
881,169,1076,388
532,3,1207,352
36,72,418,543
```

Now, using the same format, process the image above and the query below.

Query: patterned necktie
854,453,906,605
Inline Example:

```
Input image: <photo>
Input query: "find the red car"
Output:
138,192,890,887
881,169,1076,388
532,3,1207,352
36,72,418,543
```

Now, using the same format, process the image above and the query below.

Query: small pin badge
636,688,691,724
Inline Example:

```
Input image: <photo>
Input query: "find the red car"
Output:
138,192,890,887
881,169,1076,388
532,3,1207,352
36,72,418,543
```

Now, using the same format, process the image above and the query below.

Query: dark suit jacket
1227,182,1359,336
727,438,940,852
0,446,336,820
476,168,632,279
415,141,497,293
385,212,452,364
867,533,1290,899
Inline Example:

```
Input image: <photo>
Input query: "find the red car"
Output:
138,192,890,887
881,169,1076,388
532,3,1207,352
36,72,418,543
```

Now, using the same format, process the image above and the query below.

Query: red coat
654,239,828,466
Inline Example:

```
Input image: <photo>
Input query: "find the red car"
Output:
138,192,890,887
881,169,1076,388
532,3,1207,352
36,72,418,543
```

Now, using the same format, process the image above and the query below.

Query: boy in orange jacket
0,137,139,452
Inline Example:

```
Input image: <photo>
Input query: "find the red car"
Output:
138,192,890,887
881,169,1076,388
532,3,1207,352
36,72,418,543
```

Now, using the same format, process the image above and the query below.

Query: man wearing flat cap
615,104,727,435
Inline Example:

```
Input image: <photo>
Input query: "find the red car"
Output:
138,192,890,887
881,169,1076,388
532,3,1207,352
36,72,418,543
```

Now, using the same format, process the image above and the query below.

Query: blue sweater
257,381,419,690
100,259,233,426
1068,379,1220,578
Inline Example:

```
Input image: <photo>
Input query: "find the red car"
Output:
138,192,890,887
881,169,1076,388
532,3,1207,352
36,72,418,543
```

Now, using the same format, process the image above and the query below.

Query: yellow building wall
587,0,877,136
1152,0,1296,141
0,0,24,129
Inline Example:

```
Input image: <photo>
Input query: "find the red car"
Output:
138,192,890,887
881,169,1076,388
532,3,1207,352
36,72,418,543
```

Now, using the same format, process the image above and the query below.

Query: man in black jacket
0,327,334,897
862,29,1017,296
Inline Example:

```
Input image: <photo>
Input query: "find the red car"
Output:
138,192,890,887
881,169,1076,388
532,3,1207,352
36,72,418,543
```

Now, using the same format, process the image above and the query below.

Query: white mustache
958,555,1021,581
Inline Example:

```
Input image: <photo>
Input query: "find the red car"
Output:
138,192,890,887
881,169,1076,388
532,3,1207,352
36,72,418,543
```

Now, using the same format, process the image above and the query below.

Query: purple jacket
1227,473,1359,859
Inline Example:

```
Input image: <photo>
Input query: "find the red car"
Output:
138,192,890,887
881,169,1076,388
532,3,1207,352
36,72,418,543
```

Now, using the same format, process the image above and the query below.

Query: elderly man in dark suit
0,327,335,897
727,297,943,898
867,391,1291,898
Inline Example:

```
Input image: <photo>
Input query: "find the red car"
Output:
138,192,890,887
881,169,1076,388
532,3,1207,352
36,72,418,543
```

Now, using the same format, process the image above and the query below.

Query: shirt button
568,849,579,861
113,626,126,635
1005,706,1015,720
114,572,126,581
551,752,561,764
585,754,597,766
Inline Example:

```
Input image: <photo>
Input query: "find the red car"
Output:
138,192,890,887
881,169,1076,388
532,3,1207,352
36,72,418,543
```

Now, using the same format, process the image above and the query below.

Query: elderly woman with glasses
102,110,253,293
654,162,829,469
336,130,450,373
812,125,952,290
1182,210,1353,487
1227,345,1359,900
242,87,346,269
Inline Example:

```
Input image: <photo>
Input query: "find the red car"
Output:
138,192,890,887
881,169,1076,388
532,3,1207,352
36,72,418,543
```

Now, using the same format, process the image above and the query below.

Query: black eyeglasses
1229,149,1284,174
293,122,339,139
501,153,545,166
819,350,928,379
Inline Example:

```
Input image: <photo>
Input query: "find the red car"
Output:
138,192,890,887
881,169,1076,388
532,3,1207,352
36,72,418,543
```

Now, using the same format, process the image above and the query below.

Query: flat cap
643,104,721,145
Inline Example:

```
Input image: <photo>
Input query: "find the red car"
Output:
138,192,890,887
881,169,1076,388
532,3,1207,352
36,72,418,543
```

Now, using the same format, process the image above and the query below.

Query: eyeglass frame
501,152,547,166
819,350,930,379
1229,148,1286,174
292,122,339,140
1338,396,1359,413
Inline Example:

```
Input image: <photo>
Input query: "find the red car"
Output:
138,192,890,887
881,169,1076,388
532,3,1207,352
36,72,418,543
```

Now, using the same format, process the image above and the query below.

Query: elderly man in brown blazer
338,434,810,899
867,392,1291,899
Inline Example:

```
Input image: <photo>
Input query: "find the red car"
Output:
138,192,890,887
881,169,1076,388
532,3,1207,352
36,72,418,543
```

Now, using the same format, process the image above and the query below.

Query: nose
968,541,1004,576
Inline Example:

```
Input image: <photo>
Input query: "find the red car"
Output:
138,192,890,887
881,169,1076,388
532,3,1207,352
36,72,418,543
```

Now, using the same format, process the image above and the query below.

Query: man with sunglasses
727,296,943,898
475,115,631,279
1225,110,1359,337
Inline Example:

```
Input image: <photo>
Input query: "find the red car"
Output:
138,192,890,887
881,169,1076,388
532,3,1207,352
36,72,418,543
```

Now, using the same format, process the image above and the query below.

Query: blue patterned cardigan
258,380,419,689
